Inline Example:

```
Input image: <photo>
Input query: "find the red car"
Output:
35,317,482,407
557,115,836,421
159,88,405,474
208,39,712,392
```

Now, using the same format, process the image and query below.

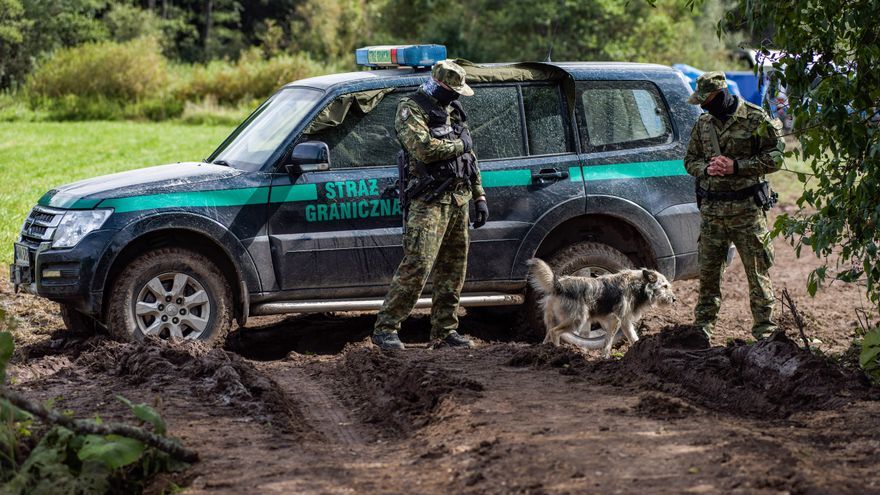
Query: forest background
0,0,746,124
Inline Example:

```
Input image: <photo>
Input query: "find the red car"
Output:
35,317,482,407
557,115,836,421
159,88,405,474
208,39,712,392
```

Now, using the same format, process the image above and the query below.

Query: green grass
0,121,234,264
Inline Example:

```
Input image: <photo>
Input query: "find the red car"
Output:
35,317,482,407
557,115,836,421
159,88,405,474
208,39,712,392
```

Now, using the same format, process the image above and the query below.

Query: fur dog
527,258,676,357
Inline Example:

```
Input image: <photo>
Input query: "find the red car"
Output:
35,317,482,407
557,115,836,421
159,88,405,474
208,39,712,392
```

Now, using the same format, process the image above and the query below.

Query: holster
753,181,778,211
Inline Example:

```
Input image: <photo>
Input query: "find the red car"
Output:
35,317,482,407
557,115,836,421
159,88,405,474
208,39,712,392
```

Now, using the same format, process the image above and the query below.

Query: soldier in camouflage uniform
684,71,785,340
372,60,489,350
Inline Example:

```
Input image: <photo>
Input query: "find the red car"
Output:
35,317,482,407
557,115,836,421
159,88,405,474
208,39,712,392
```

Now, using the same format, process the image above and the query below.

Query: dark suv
10,47,702,344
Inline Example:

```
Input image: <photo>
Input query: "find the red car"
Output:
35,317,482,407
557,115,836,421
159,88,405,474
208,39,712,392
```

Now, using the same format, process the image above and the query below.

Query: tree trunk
203,0,214,57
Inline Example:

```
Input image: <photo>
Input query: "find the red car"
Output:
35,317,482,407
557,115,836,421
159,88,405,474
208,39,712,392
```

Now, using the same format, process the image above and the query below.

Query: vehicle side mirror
286,141,331,175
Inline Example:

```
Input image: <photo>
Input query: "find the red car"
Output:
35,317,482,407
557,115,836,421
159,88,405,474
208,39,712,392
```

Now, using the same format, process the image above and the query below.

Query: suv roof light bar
355,44,446,69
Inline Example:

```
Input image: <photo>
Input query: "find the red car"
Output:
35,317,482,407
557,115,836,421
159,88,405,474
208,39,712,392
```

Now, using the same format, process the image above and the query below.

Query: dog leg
602,316,622,359
546,320,573,346
542,305,559,344
621,319,639,345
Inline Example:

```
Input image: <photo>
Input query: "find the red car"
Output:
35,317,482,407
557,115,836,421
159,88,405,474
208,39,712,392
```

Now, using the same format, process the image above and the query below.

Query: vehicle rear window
306,91,409,168
522,85,567,155
576,82,672,152
463,86,525,160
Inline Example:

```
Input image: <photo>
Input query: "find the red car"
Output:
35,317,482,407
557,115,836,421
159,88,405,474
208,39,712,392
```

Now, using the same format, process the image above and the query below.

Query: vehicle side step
250,292,525,316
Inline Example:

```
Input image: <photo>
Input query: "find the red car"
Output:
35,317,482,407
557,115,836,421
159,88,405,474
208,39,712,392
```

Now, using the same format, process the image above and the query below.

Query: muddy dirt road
3,233,879,494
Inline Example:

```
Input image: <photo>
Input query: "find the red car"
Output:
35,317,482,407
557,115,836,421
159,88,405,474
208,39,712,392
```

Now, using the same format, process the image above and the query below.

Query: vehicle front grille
20,206,64,247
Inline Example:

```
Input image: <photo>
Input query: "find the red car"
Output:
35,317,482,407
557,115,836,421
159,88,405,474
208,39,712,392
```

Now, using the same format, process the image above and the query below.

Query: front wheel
106,248,233,346
518,242,635,342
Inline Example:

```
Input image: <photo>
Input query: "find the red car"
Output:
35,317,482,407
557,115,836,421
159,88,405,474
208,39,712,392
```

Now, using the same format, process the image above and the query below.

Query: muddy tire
60,304,102,334
516,242,635,342
547,242,635,278
106,248,233,346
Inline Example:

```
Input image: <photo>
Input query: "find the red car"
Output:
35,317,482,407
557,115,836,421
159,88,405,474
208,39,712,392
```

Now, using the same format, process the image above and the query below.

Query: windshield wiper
212,159,232,167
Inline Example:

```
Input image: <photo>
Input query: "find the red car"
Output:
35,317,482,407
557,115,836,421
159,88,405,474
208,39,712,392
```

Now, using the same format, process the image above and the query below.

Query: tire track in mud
260,363,369,448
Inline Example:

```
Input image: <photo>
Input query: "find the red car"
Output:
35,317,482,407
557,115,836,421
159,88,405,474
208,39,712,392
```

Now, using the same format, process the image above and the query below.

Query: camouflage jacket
395,90,485,206
684,99,784,216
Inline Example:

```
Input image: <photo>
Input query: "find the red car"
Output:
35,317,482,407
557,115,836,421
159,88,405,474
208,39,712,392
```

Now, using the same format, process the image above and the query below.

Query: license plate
14,243,30,267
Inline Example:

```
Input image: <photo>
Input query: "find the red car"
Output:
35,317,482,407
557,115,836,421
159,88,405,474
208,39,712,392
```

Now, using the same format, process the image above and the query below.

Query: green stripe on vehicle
98,187,270,213
269,184,318,203
583,160,686,181
568,166,583,181
481,169,532,187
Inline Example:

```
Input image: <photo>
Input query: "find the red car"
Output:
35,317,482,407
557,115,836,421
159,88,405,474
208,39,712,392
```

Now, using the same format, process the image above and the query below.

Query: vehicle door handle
532,168,569,184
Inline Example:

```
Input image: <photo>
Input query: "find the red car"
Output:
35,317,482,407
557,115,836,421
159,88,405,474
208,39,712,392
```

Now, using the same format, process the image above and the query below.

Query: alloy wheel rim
134,272,211,340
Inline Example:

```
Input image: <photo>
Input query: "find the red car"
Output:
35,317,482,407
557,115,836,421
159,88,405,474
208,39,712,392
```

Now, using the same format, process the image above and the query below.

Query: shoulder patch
399,107,410,121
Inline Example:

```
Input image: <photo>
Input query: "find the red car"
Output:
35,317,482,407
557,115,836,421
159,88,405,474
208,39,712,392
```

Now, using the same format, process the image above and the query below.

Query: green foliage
21,37,335,121
0,330,12,382
27,37,168,102
0,328,187,491
78,434,145,469
860,328,880,383
0,0,30,88
291,0,369,62
378,0,738,67
116,396,166,436
178,97,252,126
1,0,110,89
175,48,337,105
732,1,880,313
102,3,162,43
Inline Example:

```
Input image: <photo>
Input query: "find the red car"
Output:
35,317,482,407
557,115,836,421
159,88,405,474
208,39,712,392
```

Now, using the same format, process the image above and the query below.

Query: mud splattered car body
10,55,704,342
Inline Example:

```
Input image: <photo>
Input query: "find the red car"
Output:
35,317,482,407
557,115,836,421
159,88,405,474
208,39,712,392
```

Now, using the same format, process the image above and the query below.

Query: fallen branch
1,387,198,463
780,288,810,351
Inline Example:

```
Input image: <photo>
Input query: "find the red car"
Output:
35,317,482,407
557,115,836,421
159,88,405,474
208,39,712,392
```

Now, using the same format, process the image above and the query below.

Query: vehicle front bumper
9,229,115,316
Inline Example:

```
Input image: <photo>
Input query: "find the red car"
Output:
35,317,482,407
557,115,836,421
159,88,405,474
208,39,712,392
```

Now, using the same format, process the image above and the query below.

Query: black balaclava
422,78,459,105
701,88,738,122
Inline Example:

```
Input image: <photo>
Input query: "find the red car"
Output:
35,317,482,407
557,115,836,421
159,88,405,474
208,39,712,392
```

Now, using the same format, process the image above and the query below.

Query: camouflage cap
432,60,474,97
687,71,727,105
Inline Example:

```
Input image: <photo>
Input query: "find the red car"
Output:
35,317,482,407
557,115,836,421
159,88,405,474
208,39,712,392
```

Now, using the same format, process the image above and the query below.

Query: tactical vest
407,92,477,182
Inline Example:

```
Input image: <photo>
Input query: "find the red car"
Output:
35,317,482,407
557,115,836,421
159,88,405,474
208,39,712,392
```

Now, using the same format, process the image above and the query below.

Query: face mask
701,88,738,122
422,78,459,105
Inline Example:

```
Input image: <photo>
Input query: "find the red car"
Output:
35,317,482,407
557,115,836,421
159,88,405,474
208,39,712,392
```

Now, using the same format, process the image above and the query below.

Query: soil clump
78,338,309,434
619,325,872,417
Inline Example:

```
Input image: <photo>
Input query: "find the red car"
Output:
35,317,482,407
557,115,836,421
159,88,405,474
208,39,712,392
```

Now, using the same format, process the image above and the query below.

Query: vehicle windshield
210,87,323,171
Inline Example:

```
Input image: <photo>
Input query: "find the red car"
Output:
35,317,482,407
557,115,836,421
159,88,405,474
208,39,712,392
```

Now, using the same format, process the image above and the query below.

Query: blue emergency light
355,44,447,68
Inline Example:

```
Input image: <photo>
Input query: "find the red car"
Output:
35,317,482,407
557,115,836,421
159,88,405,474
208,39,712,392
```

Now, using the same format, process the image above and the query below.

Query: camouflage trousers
374,198,469,339
694,210,776,338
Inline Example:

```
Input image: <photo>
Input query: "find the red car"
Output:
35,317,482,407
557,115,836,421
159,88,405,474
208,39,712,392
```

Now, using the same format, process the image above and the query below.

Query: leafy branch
0,389,198,463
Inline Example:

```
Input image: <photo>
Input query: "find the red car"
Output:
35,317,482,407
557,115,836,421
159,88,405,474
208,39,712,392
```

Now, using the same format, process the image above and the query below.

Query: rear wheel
107,248,232,346
60,305,102,334
518,242,635,342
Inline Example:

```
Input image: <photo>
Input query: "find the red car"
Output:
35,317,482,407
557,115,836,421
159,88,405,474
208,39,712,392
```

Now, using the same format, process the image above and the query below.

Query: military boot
371,332,405,350
441,331,474,348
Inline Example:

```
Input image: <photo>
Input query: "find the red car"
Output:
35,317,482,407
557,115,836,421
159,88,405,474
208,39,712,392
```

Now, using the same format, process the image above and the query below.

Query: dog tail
527,258,561,295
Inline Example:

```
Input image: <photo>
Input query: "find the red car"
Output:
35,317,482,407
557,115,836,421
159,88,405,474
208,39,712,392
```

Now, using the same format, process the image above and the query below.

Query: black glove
459,128,473,153
473,199,489,229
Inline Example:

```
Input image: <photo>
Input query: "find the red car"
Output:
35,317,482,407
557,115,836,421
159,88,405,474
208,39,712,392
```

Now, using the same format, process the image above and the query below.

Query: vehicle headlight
52,209,113,249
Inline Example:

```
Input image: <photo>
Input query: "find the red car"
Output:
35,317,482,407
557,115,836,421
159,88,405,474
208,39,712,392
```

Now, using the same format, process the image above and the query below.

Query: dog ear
642,269,658,283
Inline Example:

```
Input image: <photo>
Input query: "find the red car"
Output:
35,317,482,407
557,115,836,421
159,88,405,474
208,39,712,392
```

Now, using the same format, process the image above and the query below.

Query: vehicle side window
305,91,410,168
522,85,567,155
576,82,672,152
463,86,525,160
